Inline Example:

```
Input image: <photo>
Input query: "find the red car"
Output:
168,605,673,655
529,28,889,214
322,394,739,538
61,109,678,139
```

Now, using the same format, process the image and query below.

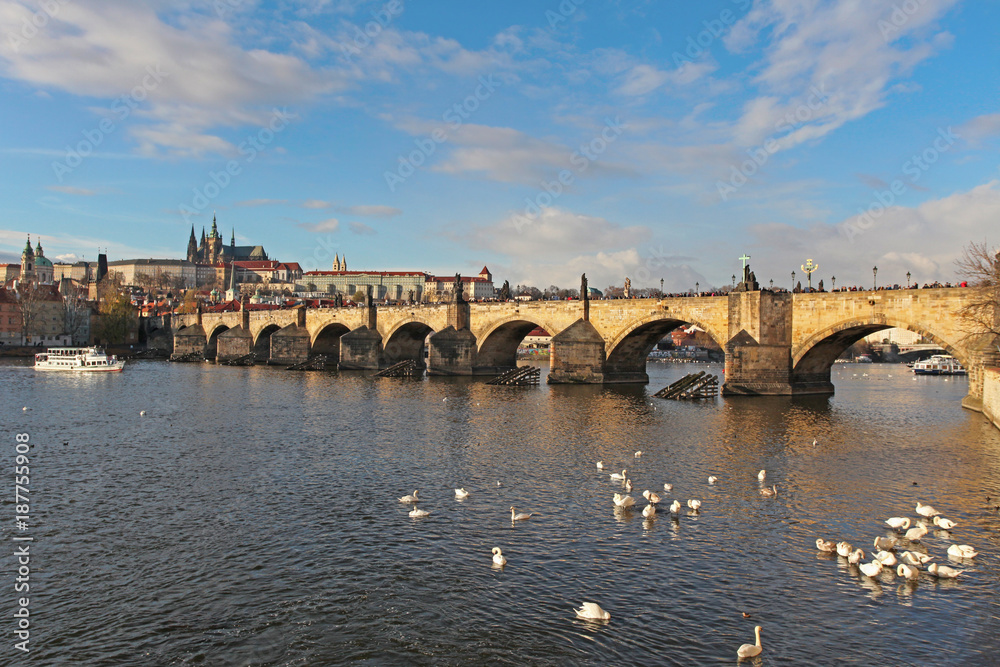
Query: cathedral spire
231,228,235,247
333,253,340,271
211,212,219,238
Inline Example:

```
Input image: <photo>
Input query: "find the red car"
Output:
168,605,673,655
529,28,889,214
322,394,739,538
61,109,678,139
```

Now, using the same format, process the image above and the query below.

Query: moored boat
34,347,126,372
912,354,965,375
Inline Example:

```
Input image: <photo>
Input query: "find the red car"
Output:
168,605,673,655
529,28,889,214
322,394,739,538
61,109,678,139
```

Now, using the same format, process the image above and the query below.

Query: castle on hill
187,215,268,265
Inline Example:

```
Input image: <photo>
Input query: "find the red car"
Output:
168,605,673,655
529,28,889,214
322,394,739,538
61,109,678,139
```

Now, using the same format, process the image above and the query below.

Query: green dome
34,255,53,267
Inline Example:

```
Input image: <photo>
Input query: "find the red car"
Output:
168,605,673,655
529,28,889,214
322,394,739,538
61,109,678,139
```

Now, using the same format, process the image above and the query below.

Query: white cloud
0,0,345,157
47,185,96,196
302,199,333,209
298,218,339,232
742,180,1000,288
338,205,401,217
958,113,1000,147
348,221,377,235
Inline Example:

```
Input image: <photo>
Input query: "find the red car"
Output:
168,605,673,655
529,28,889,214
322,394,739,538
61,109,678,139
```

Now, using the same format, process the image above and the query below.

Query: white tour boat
34,347,126,372
912,354,965,376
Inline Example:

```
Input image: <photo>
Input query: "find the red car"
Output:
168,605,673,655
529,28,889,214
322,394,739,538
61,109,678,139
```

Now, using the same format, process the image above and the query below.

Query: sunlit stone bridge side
163,287,990,406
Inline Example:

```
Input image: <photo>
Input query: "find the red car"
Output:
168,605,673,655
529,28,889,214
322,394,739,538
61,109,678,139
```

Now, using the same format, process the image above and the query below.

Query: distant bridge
154,287,994,408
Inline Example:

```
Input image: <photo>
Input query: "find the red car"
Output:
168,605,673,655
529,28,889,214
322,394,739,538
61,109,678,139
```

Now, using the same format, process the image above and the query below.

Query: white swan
398,490,419,503
947,544,978,559
900,551,933,565
687,499,701,511
933,516,957,530
510,507,533,521
596,461,604,470
669,500,682,514
757,469,766,482
492,547,507,566
928,563,960,578
875,550,897,567
634,450,643,458
663,483,673,492
897,563,920,580
708,476,718,484
613,493,635,508
454,488,470,499
737,626,763,659
873,536,897,551
816,538,836,552
574,602,610,621
139,410,147,416
408,508,429,517
848,548,865,565
885,517,911,531
624,479,633,493
915,502,940,517
859,560,883,577
642,490,661,504
904,525,928,542
759,485,777,497
642,503,656,518
836,541,853,558
609,469,627,481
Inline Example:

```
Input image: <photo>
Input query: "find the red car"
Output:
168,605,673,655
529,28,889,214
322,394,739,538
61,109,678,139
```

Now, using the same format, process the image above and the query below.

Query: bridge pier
961,335,1000,412
171,306,206,361
722,291,799,395
339,326,383,370
427,326,480,375
269,307,310,365
548,319,606,384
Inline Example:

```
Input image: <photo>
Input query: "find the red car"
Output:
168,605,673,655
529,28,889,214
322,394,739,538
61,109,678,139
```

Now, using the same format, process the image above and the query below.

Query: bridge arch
207,324,229,360
312,322,351,359
476,316,563,372
605,314,726,382
253,324,282,357
383,319,436,366
791,316,967,391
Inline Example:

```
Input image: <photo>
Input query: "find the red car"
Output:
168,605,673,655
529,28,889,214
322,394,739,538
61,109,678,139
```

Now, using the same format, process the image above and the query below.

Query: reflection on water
3,360,1000,665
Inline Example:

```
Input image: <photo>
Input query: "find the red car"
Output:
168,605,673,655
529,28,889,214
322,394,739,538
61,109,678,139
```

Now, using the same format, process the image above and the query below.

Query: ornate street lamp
660,278,664,297
695,281,699,295
873,266,878,291
791,270,796,291
769,278,774,290
732,274,736,288
832,276,836,291
906,271,911,288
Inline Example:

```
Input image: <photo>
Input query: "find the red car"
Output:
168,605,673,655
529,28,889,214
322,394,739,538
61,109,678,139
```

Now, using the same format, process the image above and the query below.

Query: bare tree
955,240,1000,338
64,292,91,345
15,281,39,345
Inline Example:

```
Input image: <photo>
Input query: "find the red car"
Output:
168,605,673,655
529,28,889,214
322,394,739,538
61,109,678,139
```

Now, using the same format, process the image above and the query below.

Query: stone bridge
155,287,993,406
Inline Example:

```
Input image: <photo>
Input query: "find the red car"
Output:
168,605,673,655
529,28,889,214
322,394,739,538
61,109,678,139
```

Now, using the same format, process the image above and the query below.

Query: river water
3,359,1000,666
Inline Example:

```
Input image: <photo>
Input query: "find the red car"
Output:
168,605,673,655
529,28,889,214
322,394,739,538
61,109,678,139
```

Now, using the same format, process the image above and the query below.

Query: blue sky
1,0,999,291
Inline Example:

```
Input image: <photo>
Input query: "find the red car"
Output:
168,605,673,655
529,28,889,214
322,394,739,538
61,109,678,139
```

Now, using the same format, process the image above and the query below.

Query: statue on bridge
736,264,760,292
624,277,631,298
498,280,511,302
408,289,415,305
581,273,588,302
453,273,465,303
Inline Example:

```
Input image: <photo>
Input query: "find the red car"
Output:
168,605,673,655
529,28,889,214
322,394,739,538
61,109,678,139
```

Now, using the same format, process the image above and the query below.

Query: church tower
187,226,198,262
333,254,340,271
20,235,35,283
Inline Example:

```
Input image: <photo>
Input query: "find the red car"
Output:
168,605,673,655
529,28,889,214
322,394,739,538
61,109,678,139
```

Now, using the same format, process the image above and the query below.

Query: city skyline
1,0,998,290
